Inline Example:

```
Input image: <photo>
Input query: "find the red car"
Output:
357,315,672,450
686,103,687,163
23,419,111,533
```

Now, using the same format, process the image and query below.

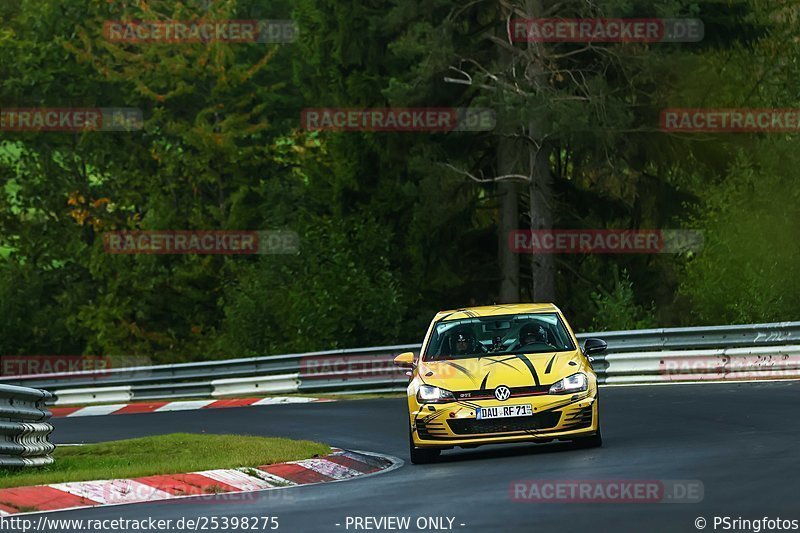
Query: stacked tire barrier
0,385,55,466
0,321,798,405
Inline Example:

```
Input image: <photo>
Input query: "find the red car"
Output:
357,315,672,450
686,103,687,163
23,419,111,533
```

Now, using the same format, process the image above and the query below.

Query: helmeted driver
449,328,485,355
516,323,548,348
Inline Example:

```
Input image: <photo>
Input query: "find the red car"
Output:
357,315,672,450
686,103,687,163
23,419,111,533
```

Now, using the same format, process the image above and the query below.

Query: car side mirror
582,338,607,357
393,352,416,369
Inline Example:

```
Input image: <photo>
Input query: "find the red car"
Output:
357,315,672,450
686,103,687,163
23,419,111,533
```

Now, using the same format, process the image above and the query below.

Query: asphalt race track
21,381,800,532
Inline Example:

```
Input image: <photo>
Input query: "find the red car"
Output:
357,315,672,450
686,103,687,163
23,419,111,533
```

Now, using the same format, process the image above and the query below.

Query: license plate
476,404,533,419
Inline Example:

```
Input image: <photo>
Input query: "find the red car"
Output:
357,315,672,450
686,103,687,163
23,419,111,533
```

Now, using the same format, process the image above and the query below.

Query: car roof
433,303,560,322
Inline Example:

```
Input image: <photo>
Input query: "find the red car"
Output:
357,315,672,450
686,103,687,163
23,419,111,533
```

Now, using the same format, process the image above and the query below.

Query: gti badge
494,385,511,401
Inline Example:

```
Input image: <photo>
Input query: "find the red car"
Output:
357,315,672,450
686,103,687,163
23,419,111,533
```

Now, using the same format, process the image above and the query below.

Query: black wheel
409,424,441,464
571,427,603,448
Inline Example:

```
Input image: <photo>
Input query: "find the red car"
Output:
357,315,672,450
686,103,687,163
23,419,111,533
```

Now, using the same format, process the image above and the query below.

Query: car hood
417,351,583,391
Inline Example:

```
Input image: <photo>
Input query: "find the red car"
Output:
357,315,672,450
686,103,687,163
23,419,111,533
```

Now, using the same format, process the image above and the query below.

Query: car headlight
549,373,588,394
417,384,456,403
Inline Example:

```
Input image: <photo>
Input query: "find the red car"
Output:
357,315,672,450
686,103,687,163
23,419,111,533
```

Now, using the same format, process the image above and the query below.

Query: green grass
0,433,329,489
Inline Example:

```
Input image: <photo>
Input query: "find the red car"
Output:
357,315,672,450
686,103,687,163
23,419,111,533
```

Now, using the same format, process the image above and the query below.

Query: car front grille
446,411,562,435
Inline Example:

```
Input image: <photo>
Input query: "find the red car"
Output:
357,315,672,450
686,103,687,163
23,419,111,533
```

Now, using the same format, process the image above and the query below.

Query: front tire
409,423,441,464
571,427,603,448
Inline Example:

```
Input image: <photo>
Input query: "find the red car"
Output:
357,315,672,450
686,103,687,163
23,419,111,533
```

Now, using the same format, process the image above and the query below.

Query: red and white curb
49,396,334,419
0,448,402,516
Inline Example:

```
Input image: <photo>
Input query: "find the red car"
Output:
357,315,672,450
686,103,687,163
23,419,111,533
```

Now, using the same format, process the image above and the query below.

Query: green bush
589,269,657,332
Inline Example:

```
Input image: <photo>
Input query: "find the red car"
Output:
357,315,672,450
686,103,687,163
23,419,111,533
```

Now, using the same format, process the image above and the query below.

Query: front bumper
410,391,598,448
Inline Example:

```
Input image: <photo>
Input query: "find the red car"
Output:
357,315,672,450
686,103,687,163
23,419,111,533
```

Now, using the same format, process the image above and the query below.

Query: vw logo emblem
494,386,511,401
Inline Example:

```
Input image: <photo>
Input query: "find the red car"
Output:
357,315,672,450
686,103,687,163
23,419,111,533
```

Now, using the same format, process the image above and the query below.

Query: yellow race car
394,303,607,464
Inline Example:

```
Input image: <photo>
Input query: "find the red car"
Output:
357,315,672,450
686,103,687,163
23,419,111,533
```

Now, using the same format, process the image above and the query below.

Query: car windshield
422,313,576,361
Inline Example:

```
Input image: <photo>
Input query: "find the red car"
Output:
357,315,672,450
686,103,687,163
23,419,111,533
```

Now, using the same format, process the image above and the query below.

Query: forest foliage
0,0,797,362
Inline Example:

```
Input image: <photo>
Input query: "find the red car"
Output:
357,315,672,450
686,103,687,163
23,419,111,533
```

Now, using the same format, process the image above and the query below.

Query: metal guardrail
0,345,416,391
0,385,55,466
587,321,800,352
1,321,799,405
594,345,800,384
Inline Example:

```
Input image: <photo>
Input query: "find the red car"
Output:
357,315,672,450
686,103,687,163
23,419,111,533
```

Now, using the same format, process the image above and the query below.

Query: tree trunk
528,139,555,301
497,136,520,303
496,6,519,304
525,0,555,302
